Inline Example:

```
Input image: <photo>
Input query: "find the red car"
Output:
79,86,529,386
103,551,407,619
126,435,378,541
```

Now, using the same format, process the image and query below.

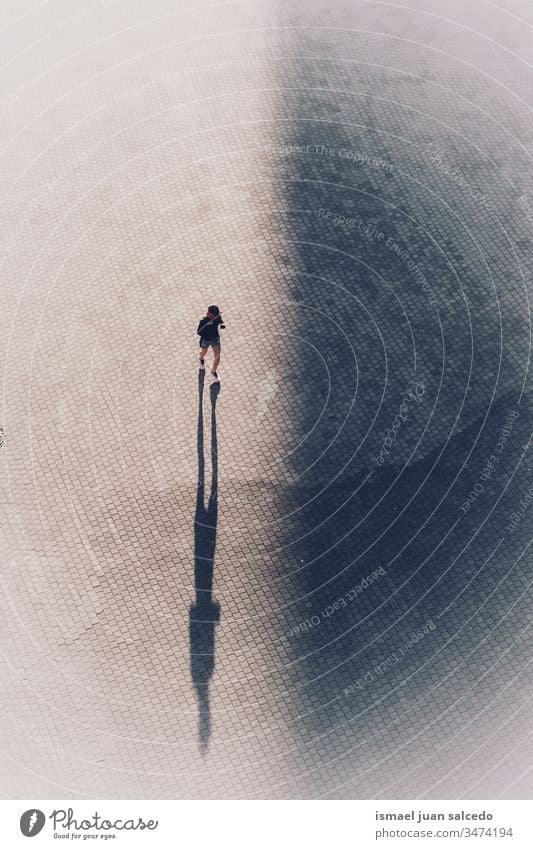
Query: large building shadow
266,32,533,795
189,371,221,752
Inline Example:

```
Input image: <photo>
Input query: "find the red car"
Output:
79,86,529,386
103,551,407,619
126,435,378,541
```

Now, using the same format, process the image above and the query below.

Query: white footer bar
3,800,531,848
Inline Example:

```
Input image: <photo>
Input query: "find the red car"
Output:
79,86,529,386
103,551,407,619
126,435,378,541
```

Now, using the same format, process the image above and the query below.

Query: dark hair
207,304,220,316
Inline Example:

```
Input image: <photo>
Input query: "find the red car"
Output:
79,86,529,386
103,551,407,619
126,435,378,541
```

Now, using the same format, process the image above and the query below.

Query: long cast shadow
189,371,221,752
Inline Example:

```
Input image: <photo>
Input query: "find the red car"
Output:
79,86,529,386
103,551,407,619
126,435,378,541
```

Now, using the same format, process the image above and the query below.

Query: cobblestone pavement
0,0,531,799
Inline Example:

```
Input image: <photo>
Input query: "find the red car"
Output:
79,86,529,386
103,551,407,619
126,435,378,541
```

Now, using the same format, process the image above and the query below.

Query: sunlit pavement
0,0,532,799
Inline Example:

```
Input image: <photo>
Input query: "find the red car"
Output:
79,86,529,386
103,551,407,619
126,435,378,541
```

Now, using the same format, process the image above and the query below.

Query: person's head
207,304,220,318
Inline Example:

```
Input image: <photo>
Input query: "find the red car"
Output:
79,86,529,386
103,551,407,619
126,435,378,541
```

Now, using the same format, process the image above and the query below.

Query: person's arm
197,317,207,335
218,315,225,330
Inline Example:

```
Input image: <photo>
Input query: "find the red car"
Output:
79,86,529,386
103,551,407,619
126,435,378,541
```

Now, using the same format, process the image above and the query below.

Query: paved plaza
0,0,532,799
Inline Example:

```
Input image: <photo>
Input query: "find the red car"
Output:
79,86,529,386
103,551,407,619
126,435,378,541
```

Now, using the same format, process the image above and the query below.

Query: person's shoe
210,370,220,382
199,358,205,369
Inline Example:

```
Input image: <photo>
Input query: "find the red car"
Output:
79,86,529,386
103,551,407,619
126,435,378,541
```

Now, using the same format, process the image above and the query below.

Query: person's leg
199,342,208,367
211,344,221,373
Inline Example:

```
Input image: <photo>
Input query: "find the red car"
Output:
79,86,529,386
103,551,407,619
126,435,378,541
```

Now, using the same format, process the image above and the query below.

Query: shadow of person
189,371,221,753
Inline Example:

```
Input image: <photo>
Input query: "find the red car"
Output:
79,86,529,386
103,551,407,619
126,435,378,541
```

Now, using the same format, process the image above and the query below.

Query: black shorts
199,337,221,348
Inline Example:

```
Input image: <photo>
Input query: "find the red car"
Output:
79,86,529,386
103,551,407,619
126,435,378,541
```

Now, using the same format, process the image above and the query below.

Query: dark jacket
197,315,224,341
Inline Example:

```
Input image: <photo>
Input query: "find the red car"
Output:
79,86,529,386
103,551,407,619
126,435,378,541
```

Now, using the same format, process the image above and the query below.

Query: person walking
197,305,225,382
